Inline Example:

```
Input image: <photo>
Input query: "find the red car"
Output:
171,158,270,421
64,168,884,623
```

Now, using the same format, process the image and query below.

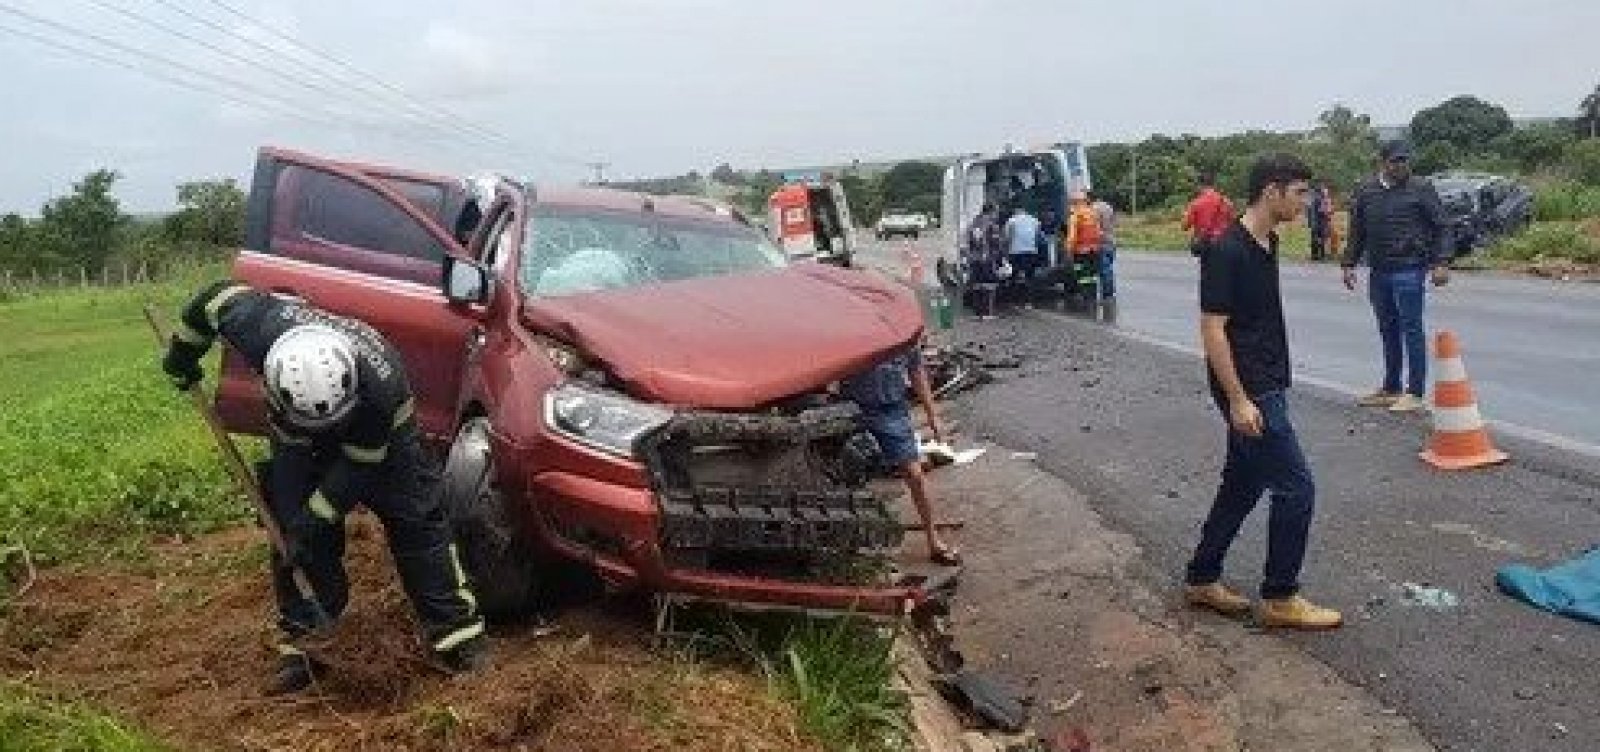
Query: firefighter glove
162,336,204,391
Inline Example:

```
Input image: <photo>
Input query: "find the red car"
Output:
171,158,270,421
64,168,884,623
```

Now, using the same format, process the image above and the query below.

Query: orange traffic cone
1420,330,1508,470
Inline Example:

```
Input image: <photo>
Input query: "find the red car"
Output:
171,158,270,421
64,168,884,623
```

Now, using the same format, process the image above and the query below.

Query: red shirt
1183,188,1235,242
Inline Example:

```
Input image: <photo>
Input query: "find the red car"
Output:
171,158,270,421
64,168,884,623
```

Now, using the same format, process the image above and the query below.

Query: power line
81,0,466,141
0,17,321,129
0,2,344,125
0,11,509,164
136,0,504,148
201,0,586,167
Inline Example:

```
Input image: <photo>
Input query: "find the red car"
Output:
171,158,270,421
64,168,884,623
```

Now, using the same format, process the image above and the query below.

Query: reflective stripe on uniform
275,642,305,656
307,493,338,522
174,322,210,345
341,443,388,464
432,620,486,653
269,422,312,446
391,397,415,428
449,544,479,615
203,284,250,329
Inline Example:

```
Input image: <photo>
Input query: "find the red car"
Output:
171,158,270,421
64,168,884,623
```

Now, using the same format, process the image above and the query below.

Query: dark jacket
166,281,416,465
1341,176,1450,270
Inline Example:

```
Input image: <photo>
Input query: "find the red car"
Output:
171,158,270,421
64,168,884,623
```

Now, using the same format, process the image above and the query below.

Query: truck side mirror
443,256,491,305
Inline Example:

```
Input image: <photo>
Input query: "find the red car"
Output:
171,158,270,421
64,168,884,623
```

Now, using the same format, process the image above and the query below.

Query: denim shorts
860,408,919,468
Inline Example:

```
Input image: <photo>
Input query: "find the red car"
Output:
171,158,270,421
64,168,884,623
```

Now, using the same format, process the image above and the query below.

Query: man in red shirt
1183,173,1236,257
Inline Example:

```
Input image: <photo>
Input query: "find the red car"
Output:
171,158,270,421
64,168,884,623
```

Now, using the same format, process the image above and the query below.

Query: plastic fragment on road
1495,546,1600,627
1011,451,1037,461
1396,582,1460,610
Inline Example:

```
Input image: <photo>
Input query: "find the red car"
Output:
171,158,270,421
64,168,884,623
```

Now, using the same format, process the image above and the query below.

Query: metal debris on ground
925,345,1020,399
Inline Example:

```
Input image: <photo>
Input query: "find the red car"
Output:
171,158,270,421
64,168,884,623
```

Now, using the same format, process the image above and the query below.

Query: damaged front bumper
521,402,921,615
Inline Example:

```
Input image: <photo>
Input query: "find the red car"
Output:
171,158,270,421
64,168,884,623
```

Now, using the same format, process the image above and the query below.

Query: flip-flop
930,546,963,567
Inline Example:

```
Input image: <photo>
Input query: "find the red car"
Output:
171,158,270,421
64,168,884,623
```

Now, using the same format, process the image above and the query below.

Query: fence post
138,260,148,283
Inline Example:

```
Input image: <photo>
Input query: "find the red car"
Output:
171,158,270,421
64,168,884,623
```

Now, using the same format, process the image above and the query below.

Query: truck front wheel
441,417,542,623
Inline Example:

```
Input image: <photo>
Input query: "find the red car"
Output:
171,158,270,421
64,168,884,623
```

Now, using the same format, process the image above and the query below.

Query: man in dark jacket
1340,141,1451,414
162,281,487,694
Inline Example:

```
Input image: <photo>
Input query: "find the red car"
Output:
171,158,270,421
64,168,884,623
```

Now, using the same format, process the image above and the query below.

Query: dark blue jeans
1369,267,1428,397
1098,242,1116,298
1185,390,1316,599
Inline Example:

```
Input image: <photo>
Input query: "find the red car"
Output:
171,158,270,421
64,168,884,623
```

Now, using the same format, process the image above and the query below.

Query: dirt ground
0,517,820,752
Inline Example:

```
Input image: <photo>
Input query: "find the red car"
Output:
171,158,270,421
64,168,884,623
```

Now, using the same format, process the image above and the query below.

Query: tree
1566,139,1600,186
1317,104,1375,146
1413,140,1463,175
1492,123,1577,173
38,169,125,273
1409,96,1513,152
711,163,741,186
838,172,882,225
877,161,944,213
165,179,246,248
1581,83,1600,139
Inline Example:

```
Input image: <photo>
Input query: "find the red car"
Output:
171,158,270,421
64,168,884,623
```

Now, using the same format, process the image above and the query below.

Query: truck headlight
544,383,673,458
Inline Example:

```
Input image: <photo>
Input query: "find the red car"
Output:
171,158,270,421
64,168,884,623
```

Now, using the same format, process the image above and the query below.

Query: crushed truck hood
522,264,923,409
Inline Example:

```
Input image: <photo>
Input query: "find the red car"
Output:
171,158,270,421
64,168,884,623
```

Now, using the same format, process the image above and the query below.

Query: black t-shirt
1199,221,1291,406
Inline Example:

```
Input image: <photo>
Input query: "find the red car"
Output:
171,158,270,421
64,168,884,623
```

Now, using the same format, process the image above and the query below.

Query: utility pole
585,161,610,185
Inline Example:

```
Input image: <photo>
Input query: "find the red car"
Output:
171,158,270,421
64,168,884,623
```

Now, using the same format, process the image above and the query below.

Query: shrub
1489,222,1600,263
1532,181,1600,222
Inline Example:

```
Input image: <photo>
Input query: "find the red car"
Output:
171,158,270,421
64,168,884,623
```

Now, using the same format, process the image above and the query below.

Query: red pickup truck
216,147,930,618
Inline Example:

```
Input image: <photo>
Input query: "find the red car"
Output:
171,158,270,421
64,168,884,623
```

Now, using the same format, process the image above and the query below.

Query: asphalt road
944,312,1600,752
854,238,1600,748
1110,251,1600,451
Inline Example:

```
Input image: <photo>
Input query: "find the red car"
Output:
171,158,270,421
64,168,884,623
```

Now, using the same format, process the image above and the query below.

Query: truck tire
441,417,541,623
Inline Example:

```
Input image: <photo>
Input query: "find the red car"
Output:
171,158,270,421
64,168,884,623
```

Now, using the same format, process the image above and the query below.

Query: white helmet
264,324,359,430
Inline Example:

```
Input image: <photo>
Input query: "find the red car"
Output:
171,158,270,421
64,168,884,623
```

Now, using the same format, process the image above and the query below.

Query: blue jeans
1098,242,1116,298
1185,390,1316,599
1369,267,1428,397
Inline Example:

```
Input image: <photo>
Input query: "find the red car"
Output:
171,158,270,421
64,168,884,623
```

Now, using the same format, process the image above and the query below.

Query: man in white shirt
1002,206,1042,307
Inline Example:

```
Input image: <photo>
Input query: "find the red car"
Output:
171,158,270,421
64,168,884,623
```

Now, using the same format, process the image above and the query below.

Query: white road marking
1027,307,1600,461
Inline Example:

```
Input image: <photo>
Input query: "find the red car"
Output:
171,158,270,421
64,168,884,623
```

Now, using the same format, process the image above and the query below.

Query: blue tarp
1496,547,1600,626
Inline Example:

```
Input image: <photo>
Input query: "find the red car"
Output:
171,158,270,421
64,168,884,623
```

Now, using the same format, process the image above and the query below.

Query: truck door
219,147,476,446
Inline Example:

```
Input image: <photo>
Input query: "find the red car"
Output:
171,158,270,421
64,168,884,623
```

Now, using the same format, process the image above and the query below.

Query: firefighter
161,281,486,694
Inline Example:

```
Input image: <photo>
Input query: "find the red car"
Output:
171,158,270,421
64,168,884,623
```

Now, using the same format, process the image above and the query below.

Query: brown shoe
1356,390,1401,407
1259,595,1343,630
1185,583,1252,616
1387,394,1428,414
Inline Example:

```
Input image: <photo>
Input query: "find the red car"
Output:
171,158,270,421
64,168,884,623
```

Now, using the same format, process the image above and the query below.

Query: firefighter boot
436,632,489,674
268,646,321,695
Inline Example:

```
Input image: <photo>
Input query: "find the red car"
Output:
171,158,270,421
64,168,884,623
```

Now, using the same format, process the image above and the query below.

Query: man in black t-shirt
162,281,487,692
1183,155,1342,630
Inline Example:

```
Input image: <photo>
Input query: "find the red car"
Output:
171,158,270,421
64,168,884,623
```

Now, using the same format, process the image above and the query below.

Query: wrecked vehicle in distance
1429,171,1534,257
216,147,928,619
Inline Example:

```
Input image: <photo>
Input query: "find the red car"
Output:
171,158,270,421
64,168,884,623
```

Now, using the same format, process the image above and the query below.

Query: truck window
279,165,447,268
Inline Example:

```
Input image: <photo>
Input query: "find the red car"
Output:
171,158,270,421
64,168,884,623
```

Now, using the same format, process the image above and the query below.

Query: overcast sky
0,0,1593,213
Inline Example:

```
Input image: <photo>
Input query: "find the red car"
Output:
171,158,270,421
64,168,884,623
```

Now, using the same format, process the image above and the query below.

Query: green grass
1483,221,1600,264
708,613,908,752
0,267,251,572
0,681,170,752
1118,210,1337,261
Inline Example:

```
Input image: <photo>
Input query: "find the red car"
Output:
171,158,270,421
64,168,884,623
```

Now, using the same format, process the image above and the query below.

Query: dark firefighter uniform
162,281,484,670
